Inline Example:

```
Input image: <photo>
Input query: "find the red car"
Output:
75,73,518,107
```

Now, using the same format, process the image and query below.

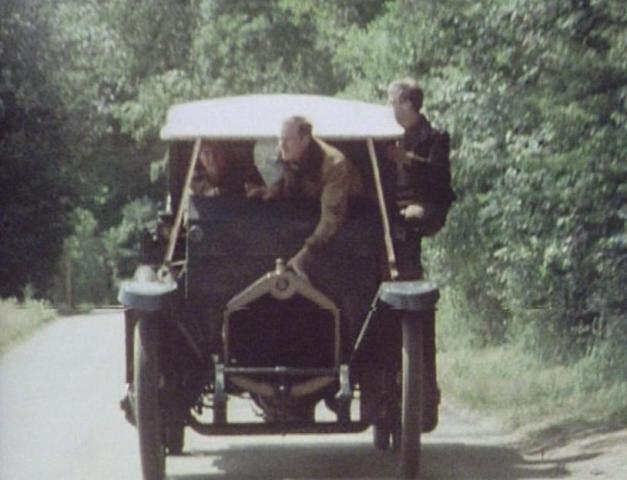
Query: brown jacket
278,138,364,252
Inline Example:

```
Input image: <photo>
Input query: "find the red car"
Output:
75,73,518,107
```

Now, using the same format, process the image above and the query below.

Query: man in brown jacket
247,115,364,278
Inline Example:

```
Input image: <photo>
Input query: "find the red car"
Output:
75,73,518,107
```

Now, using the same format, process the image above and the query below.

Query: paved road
0,310,604,479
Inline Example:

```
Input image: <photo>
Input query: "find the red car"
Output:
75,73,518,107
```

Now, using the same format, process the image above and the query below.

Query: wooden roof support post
164,137,201,267
367,138,399,280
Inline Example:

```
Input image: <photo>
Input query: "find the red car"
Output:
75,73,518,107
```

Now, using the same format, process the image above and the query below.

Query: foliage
437,290,627,430
0,297,56,354
0,0,75,298
111,0,363,143
49,208,111,305
104,197,158,283
1,0,168,302
0,135,74,300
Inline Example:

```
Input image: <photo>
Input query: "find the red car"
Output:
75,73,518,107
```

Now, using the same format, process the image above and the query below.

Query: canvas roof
160,94,402,141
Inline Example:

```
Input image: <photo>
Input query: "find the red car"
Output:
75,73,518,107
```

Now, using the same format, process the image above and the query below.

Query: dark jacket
398,114,455,208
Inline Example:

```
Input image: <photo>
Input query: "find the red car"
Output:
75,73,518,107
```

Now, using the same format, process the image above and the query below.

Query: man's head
199,141,228,184
279,116,312,167
388,78,423,128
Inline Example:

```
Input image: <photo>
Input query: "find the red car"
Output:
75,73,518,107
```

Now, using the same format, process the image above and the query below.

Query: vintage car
118,94,440,479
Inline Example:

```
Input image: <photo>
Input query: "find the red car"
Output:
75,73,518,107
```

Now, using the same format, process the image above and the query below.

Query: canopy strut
367,138,399,280
164,138,201,267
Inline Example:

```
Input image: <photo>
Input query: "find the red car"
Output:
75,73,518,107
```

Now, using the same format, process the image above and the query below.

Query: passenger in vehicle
191,140,262,197
245,116,364,279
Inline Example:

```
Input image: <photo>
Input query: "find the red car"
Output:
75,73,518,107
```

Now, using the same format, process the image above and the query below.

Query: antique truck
118,94,440,479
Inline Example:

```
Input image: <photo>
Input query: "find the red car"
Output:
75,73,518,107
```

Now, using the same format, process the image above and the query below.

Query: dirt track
0,310,624,479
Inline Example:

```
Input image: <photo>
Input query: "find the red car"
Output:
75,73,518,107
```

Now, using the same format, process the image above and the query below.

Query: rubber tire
399,317,424,479
134,316,166,480
390,400,402,452
165,420,184,455
373,421,391,450
214,401,226,425
374,380,402,451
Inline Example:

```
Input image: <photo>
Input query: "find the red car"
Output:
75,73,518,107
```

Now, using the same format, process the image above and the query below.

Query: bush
410,0,627,365
49,208,111,306
0,297,56,353
104,197,158,283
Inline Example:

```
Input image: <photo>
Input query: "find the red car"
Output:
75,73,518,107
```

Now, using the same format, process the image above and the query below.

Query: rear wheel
134,315,165,480
373,420,391,450
373,372,401,451
165,420,184,455
399,316,424,479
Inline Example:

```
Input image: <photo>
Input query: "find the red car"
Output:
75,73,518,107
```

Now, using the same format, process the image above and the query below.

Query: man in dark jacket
386,78,454,432
387,79,455,235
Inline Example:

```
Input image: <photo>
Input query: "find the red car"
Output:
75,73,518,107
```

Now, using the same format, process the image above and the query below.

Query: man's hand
386,143,409,167
204,186,222,197
401,204,426,221
287,246,313,280
245,183,281,201
245,182,265,199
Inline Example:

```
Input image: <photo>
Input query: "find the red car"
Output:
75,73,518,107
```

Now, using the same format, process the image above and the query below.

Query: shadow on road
167,441,600,479
422,443,599,479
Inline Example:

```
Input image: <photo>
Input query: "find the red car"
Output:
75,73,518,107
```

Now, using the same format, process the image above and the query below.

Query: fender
117,265,178,312
351,280,439,368
118,266,177,422
377,280,439,312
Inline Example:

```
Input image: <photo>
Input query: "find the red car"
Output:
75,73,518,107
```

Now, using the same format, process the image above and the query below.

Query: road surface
1,310,624,479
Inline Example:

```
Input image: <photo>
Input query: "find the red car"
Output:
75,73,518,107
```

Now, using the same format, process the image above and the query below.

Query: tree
0,0,74,298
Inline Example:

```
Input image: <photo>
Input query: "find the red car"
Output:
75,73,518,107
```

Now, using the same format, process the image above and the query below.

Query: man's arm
288,159,350,278
304,159,350,252
387,143,427,167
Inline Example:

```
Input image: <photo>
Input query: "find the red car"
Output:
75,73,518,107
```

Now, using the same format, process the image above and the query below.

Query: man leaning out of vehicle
246,115,364,279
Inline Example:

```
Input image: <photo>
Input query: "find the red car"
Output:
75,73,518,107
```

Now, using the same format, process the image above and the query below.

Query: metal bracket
213,362,227,425
336,364,352,423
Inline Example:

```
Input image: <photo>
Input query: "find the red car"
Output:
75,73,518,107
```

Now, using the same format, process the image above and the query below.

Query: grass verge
436,290,627,449
0,298,57,354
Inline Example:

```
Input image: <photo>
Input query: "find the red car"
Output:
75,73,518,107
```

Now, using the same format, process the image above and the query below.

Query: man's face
279,122,309,167
199,143,227,183
389,89,417,129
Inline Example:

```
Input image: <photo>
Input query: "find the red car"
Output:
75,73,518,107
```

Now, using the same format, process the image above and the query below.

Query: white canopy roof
160,94,403,141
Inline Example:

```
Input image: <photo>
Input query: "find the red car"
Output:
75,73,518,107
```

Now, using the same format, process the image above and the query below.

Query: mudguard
117,265,178,312
377,280,439,312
